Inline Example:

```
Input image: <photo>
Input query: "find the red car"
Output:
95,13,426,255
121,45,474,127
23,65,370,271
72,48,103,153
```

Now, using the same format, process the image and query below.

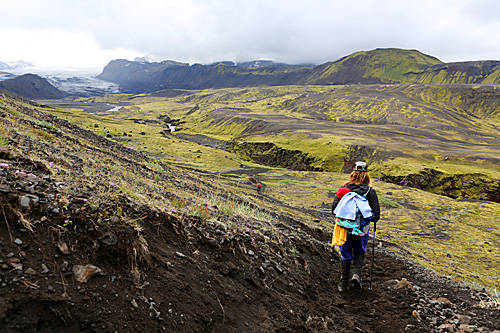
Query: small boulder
73,264,104,283
394,278,414,290
459,324,474,333
57,242,70,255
455,314,471,325
99,232,118,246
19,196,31,209
41,264,50,274
437,323,454,333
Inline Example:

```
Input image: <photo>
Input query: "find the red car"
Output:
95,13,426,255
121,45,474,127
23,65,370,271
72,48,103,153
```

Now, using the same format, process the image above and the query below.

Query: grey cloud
1,0,500,66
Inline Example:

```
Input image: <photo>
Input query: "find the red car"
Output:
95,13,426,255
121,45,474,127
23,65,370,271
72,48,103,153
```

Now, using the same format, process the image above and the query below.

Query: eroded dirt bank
1,158,499,332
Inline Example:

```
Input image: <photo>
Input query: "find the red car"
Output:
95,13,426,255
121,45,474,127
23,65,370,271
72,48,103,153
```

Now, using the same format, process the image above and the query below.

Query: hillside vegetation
304,48,443,85
1,88,500,331
49,83,500,203
33,82,500,287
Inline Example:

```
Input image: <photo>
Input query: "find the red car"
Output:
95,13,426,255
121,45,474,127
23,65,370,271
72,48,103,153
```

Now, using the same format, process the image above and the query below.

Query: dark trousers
339,233,369,261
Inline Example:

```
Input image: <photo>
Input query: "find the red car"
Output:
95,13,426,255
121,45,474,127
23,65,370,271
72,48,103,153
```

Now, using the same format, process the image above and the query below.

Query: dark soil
1,166,499,333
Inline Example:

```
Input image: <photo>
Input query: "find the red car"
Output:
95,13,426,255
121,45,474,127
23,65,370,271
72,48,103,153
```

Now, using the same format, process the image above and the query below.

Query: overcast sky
1,0,500,69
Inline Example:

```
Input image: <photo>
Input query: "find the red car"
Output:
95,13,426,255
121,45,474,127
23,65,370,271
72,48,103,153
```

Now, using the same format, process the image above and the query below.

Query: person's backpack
333,188,373,236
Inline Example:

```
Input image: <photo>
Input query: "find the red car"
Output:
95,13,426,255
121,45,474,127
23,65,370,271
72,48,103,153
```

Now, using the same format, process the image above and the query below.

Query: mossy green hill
304,48,500,85
303,48,443,85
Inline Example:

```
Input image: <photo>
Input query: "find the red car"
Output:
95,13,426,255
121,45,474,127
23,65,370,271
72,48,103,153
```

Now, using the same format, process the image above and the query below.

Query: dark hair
345,170,370,186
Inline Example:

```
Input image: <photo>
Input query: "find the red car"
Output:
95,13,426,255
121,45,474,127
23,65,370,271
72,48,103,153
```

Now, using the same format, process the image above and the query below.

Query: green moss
8,86,499,290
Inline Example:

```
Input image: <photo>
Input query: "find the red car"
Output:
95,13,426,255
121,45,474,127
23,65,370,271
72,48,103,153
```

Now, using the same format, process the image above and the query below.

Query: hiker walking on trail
331,161,380,292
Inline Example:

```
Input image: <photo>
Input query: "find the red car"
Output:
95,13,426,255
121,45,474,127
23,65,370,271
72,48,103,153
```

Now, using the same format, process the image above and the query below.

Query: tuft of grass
34,129,55,140
31,119,63,134
204,192,272,222
189,204,211,222
172,197,187,209
378,194,400,208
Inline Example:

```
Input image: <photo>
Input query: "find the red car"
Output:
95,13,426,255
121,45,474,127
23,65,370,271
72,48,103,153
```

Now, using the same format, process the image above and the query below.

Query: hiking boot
337,260,351,292
351,273,362,290
351,253,365,290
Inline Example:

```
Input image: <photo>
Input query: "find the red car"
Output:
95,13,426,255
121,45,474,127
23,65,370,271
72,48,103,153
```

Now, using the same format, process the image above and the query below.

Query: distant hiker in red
257,183,262,193
331,161,380,292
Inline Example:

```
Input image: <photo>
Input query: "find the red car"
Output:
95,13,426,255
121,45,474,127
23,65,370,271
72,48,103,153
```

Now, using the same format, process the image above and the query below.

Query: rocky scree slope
0,95,499,332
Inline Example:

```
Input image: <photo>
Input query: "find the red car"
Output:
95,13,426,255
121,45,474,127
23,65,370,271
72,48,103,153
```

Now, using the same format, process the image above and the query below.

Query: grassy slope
306,48,500,85
26,87,500,290
305,48,443,84
407,62,500,85
69,84,500,179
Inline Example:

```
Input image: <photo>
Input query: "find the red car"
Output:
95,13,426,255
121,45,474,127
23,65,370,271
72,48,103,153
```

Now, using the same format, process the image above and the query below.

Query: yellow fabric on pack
332,219,348,246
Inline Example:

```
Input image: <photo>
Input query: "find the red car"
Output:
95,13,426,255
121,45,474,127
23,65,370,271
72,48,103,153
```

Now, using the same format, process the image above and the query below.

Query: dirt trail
1,171,499,332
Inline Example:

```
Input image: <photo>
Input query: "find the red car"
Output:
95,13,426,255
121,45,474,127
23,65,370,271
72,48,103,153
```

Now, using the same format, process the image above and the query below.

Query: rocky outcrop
227,141,323,171
381,168,500,203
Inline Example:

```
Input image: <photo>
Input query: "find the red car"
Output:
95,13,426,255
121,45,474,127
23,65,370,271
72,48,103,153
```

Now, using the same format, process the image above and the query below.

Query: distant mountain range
0,60,34,70
98,48,500,93
3,48,500,99
96,59,313,93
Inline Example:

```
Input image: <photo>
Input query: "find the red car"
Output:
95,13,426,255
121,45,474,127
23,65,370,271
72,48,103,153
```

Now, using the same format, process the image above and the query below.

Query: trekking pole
369,222,376,290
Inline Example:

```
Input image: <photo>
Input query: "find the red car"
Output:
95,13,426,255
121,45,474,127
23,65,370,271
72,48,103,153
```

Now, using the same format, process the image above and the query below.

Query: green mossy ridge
303,48,500,86
406,61,500,85
227,141,323,171
381,168,500,202
361,49,442,82
307,48,443,84
481,67,500,84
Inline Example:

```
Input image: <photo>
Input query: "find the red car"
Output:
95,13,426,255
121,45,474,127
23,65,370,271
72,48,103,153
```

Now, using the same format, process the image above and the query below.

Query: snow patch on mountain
45,75,119,97
0,62,120,96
